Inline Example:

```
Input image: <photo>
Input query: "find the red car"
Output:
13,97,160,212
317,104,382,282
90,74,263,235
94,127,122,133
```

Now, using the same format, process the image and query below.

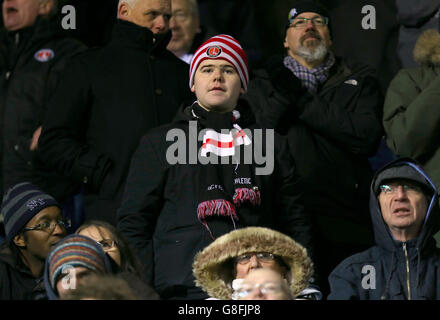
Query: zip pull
402,242,411,300
15,33,19,45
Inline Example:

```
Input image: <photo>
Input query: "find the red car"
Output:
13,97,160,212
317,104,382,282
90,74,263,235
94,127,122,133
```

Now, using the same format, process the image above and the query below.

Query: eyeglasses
235,252,275,265
289,16,329,28
379,182,423,195
96,239,117,251
234,281,285,299
23,219,71,233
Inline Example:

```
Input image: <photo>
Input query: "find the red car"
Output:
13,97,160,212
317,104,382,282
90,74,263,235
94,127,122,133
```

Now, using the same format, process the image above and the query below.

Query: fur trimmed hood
414,29,440,67
192,227,313,300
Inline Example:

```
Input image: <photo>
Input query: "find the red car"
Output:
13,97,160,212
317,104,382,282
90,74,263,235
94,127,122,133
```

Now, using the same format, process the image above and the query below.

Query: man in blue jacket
328,158,440,300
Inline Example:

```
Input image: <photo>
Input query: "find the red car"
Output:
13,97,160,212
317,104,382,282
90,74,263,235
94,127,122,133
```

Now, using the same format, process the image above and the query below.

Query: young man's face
18,206,66,260
191,59,243,113
378,179,428,240
119,0,171,34
167,0,200,57
2,0,49,31
284,12,332,63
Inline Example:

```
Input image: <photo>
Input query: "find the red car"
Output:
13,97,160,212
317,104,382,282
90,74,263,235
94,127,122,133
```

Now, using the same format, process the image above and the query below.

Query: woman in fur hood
383,28,440,206
192,227,320,300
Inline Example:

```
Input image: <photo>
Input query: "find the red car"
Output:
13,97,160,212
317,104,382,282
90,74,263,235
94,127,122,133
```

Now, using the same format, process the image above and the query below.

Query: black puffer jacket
243,55,383,244
39,20,193,224
328,158,440,300
118,101,314,300
0,17,86,201
0,243,45,300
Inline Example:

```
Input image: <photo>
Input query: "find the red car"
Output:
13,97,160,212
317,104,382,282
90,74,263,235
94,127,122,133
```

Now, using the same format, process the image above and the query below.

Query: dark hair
76,220,144,278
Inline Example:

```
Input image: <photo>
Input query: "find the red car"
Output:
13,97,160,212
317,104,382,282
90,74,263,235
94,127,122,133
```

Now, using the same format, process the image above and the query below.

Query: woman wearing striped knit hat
117,35,316,300
43,234,113,300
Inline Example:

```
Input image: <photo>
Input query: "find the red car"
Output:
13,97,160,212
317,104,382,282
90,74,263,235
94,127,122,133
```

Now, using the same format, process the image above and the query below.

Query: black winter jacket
118,102,314,300
243,55,383,244
0,17,86,201
0,243,45,300
328,158,440,300
39,20,193,224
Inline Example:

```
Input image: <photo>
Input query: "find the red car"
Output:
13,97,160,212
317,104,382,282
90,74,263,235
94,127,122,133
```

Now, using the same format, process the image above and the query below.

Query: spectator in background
384,29,440,191
383,27,440,245
0,182,68,299
235,268,294,300
193,227,317,300
0,0,85,203
396,0,440,68
243,0,384,296
76,220,160,299
167,0,201,63
328,158,440,300
43,234,112,300
38,0,193,225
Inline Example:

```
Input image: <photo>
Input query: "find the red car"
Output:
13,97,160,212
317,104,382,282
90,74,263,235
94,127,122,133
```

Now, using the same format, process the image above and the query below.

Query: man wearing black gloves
39,0,193,225
243,0,384,296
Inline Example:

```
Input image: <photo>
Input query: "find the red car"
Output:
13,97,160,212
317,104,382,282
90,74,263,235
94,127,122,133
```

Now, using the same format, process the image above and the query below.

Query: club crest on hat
34,49,54,62
27,198,46,210
206,46,222,58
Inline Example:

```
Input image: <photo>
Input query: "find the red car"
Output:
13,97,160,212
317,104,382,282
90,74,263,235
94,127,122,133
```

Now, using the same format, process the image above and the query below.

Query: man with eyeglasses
167,0,201,63
328,158,440,300
193,227,320,300
0,182,68,299
243,0,383,296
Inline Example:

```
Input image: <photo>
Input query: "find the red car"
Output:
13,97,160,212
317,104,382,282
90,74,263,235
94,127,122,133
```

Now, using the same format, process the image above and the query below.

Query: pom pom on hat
189,34,249,91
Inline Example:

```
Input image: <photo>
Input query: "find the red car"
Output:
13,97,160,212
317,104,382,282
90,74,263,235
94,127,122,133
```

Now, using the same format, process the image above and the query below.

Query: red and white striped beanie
189,34,249,92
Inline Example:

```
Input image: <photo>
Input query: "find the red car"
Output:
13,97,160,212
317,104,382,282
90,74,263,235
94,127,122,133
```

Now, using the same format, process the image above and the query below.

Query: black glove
266,56,304,101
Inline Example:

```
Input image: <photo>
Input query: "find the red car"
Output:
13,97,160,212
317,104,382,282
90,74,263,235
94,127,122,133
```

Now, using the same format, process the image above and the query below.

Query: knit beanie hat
46,234,111,290
189,34,249,91
373,161,433,196
286,1,332,35
1,182,60,244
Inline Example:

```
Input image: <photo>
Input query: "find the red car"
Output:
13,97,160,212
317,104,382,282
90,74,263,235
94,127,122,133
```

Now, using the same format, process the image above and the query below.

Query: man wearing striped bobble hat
118,34,315,300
